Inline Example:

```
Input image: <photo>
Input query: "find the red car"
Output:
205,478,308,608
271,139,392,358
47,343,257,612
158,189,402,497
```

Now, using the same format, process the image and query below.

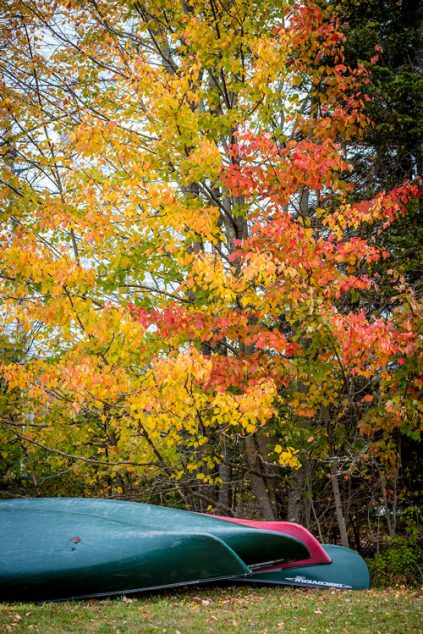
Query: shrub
368,531,423,587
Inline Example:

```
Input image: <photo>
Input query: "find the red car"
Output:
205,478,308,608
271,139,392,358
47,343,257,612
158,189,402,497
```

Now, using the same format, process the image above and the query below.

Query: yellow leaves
238,252,278,288
187,253,236,306
196,473,217,485
70,120,107,158
130,349,211,439
182,12,244,71
275,445,301,469
208,379,277,433
154,348,213,387
211,391,238,426
127,350,278,454
182,139,222,185
250,34,288,90
286,375,341,416
169,201,222,246
121,182,222,247
238,379,277,430
234,252,281,312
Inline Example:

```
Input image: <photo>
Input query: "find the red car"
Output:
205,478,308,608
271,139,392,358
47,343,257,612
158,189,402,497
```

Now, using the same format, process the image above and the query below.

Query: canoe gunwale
16,570,253,603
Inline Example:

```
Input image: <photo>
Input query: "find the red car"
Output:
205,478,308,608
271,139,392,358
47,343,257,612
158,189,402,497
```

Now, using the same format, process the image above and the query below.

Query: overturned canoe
205,515,332,568
0,508,249,601
0,498,309,600
242,545,371,590
207,515,370,590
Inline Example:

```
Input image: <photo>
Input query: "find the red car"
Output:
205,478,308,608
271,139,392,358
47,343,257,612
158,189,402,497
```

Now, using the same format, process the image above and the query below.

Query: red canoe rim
201,514,332,570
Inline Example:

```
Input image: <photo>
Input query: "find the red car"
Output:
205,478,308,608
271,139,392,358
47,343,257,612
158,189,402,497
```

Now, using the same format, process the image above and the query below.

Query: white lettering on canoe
284,575,352,589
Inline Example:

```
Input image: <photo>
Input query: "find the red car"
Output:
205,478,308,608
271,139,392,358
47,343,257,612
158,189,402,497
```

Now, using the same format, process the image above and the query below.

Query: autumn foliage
0,1,421,539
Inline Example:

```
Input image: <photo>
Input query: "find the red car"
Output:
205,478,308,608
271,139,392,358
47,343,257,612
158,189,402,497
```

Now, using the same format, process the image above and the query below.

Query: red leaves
129,305,152,329
222,134,350,203
328,310,419,379
253,331,287,353
203,357,246,393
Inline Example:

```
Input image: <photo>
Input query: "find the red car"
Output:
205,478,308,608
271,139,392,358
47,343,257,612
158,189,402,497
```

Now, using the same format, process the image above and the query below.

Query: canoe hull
0,499,310,600
0,507,252,601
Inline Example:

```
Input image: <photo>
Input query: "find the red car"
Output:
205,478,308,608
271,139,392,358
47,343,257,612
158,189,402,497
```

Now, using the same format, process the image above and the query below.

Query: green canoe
0,498,310,600
241,544,371,590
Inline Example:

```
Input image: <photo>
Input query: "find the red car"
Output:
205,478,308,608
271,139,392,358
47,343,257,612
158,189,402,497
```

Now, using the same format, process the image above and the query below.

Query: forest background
1,0,422,585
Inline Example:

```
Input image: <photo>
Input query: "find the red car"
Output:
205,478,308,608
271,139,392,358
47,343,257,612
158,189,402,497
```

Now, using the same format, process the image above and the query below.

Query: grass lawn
1,586,421,633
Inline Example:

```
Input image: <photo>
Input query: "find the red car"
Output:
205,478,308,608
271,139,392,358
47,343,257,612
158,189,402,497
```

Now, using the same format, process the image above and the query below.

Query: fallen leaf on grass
122,596,133,604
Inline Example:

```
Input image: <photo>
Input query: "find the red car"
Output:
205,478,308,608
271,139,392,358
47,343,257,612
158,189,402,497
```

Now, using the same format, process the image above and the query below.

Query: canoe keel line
0,499,370,600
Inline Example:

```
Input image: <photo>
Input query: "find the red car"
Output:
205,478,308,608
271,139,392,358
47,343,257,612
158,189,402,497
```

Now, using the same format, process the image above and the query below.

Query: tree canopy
1,0,421,544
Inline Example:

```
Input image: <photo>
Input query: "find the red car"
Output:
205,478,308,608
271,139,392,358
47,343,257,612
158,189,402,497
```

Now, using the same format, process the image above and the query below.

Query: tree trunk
330,462,349,548
351,515,362,553
287,470,304,523
217,459,232,514
256,433,279,512
245,436,276,520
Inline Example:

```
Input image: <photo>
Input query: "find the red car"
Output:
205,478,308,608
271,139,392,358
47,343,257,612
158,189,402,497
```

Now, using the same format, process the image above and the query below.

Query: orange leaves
253,331,288,354
322,183,420,233
70,120,107,158
1,353,132,415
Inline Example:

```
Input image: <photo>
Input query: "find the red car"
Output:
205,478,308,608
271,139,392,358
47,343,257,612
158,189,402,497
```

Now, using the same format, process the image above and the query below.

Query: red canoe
206,515,331,569
202,514,370,590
